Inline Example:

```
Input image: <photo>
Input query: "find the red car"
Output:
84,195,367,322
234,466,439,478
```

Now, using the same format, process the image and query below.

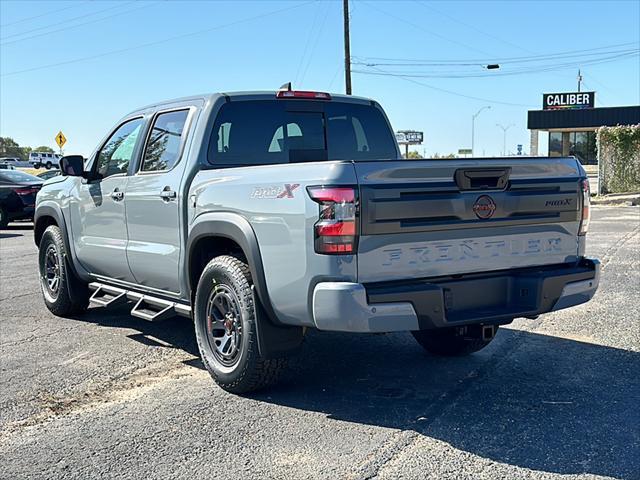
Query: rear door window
208,100,397,166
140,109,190,172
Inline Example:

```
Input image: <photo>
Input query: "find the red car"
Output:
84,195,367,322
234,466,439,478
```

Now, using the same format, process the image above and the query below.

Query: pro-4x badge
251,183,300,199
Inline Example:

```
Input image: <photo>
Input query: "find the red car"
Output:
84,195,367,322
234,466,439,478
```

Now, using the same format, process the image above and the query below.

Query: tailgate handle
454,167,511,191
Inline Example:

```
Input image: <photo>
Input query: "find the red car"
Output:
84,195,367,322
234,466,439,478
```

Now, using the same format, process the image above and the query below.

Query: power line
294,1,323,86
0,2,88,28
1,2,135,41
1,1,314,78
360,0,496,57
1,2,158,47
353,51,639,78
299,2,331,87
352,48,638,67
356,65,535,107
352,42,639,65
413,0,536,55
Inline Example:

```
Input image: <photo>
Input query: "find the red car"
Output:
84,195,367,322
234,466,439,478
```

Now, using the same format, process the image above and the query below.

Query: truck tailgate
355,157,583,283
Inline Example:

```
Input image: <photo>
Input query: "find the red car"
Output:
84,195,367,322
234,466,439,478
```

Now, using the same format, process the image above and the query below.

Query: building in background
528,91,639,164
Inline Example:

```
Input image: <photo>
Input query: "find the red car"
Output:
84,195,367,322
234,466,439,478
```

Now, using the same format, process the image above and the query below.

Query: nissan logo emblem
473,195,496,219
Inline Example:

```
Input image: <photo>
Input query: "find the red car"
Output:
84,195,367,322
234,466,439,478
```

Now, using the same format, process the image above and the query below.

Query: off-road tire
38,225,89,316
45,161,52,169
412,326,499,356
194,255,287,394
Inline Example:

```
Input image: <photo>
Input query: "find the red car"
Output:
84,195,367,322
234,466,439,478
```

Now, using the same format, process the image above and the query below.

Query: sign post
55,131,67,155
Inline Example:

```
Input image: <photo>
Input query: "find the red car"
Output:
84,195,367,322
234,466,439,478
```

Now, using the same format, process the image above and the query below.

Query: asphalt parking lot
1,206,638,480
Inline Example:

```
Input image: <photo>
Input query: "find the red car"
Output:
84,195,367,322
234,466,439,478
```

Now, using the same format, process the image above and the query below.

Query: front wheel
38,225,89,316
194,255,286,393
412,325,499,356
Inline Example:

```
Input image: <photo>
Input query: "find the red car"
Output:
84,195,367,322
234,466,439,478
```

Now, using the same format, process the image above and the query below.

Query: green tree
33,145,55,153
0,137,25,158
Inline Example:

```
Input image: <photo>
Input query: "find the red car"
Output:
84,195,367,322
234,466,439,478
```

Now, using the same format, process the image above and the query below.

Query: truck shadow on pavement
1,223,32,239
73,305,201,357
73,307,638,478
258,328,639,479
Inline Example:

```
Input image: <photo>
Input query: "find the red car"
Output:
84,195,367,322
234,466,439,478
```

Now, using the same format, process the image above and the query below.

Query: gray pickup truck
35,89,599,393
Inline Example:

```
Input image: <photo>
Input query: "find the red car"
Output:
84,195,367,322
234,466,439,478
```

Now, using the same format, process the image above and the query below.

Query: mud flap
65,254,89,308
253,287,304,359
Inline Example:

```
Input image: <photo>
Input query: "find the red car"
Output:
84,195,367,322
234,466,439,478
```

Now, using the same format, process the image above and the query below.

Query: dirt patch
0,361,205,443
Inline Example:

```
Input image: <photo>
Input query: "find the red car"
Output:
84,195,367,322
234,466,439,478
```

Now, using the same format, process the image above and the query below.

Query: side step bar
88,282,191,321
89,284,127,307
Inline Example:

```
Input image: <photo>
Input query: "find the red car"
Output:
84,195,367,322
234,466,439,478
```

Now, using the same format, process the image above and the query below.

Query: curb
591,194,640,206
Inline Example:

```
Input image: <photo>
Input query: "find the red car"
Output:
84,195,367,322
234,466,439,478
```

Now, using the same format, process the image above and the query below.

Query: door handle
160,187,176,201
110,189,124,201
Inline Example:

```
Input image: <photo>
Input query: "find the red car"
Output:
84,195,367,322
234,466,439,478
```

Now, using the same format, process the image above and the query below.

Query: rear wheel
0,208,7,228
412,325,499,356
38,225,89,316
45,161,52,169
194,255,286,393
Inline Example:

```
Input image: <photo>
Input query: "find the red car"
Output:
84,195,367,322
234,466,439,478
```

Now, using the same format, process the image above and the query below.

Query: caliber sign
543,91,595,110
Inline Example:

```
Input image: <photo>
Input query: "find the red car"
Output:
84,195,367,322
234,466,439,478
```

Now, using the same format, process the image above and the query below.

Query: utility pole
496,123,514,156
577,69,583,92
471,106,490,157
343,0,352,95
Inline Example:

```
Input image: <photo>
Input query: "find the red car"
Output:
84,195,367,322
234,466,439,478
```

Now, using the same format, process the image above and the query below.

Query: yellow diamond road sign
55,131,67,149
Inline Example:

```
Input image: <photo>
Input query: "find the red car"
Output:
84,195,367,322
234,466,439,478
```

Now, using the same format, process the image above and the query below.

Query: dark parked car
0,170,43,227
36,169,61,181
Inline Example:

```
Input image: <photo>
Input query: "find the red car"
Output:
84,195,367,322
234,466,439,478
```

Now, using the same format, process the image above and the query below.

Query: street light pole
471,106,490,157
496,123,515,156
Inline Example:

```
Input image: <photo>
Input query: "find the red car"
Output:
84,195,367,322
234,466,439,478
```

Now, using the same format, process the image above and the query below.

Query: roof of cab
127,90,375,116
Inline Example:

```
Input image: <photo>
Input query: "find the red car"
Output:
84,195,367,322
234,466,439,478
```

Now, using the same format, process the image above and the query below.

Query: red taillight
276,90,332,100
579,178,590,236
308,186,358,255
15,187,38,196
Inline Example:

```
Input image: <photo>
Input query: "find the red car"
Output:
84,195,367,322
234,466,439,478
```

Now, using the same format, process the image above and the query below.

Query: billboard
396,130,424,144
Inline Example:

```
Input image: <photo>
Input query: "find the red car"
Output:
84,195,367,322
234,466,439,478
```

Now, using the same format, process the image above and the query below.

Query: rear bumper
312,258,600,333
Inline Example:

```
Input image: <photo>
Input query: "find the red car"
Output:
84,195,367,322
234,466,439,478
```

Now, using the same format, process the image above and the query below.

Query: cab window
208,100,397,166
140,110,189,172
96,118,144,178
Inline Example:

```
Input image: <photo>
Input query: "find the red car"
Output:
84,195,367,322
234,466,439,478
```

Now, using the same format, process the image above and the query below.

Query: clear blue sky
1,0,639,157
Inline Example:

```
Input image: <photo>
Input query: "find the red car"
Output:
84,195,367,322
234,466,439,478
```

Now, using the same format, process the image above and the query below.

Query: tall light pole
496,123,515,156
343,0,352,95
471,106,490,157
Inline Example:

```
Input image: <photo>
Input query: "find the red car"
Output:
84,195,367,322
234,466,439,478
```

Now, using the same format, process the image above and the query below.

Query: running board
89,284,127,307
88,282,192,321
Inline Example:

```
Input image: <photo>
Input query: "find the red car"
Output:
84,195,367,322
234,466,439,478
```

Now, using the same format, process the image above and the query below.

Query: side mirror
59,155,85,177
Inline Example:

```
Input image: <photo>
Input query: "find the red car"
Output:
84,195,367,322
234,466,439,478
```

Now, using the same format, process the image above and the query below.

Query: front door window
96,118,144,178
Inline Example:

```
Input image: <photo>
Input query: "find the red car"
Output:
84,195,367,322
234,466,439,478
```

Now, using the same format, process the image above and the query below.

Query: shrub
597,125,640,194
